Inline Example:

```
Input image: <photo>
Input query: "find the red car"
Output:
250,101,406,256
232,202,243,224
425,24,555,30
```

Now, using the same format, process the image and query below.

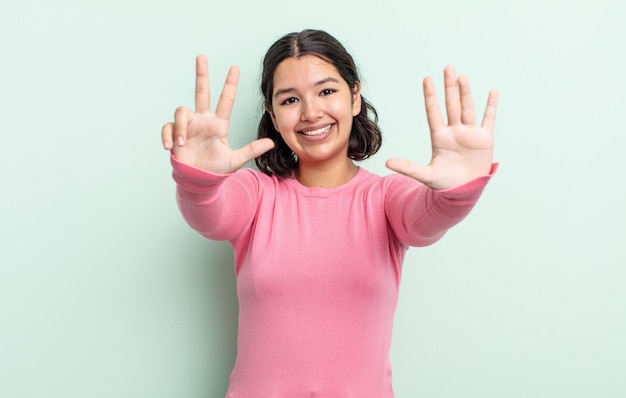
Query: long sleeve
385,163,497,247
171,154,261,241
168,161,498,396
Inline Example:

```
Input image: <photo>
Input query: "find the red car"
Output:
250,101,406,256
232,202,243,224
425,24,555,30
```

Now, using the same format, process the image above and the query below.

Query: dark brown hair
255,29,382,176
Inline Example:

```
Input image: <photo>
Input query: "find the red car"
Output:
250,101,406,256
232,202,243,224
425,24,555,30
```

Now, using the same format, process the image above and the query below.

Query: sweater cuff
170,153,233,192
435,163,498,198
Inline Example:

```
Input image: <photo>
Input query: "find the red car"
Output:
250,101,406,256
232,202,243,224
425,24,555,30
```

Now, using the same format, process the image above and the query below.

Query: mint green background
1,1,624,397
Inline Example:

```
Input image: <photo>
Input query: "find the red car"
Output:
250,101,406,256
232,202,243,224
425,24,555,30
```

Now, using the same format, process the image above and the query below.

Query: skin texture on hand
386,66,498,190
161,55,274,174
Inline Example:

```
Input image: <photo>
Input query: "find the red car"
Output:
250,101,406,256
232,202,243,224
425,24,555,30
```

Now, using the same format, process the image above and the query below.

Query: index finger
195,55,210,113
215,65,240,120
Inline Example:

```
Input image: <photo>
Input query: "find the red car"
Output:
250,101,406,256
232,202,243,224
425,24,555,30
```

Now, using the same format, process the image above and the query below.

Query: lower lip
299,124,334,142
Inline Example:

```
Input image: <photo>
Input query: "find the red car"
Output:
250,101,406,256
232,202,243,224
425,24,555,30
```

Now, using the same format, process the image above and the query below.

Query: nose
300,97,323,122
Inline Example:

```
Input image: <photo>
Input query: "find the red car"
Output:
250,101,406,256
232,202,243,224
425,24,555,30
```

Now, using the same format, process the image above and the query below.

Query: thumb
231,138,276,169
385,158,432,186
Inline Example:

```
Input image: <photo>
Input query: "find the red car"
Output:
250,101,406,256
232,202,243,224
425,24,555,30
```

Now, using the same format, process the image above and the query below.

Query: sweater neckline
285,167,368,197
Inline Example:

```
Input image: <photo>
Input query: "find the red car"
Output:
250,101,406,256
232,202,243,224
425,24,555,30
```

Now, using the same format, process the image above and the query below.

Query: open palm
386,66,498,189
161,55,274,174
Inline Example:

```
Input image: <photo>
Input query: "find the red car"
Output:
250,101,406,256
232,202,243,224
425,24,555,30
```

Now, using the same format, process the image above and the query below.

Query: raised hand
161,55,275,174
386,66,498,190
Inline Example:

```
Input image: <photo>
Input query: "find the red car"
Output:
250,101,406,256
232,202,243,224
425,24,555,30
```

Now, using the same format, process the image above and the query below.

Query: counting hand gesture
386,66,498,190
162,55,275,174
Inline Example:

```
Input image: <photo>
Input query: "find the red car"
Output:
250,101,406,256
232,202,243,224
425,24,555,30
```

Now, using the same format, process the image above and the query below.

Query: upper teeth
301,125,331,136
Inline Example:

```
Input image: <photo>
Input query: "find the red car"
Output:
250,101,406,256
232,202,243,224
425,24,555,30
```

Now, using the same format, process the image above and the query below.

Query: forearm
171,154,256,241
388,164,497,247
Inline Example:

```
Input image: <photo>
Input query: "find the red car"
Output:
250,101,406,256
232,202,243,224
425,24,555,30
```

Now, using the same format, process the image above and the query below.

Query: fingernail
177,136,185,146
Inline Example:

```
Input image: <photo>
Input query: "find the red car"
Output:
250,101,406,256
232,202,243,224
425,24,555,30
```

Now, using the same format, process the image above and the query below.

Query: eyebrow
273,77,341,99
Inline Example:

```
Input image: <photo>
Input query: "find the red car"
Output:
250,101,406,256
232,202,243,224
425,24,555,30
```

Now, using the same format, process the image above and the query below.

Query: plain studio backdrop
1,0,624,397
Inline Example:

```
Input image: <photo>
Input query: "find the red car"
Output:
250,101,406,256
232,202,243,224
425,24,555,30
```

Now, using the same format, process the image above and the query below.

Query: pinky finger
481,89,499,132
173,106,191,146
161,123,174,150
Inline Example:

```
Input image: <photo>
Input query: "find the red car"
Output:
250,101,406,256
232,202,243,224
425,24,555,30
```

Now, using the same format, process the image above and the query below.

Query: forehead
273,55,343,88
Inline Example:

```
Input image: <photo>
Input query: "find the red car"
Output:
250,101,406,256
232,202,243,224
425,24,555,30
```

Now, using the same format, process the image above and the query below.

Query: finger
423,76,444,133
458,75,476,125
385,158,432,187
161,123,174,150
481,89,499,132
173,106,191,146
444,66,461,125
230,138,275,170
215,65,240,121
195,55,210,113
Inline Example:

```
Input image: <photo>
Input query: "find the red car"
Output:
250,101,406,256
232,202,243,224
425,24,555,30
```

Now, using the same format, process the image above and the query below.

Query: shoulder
343,169,425,207
358,168,423,194
228,168,285,191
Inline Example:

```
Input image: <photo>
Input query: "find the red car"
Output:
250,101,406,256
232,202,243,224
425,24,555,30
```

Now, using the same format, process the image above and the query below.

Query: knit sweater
172,156,496,397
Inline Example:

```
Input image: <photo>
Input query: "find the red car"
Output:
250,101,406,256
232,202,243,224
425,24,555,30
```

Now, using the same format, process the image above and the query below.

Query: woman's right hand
161,55,275,174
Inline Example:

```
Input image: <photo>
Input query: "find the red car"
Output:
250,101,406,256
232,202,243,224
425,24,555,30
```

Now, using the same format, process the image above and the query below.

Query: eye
280,97,298,105
320,88,336,96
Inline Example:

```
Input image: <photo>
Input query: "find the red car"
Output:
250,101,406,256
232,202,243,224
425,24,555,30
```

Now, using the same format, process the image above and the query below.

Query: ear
351,81,362,117
265,103,280,131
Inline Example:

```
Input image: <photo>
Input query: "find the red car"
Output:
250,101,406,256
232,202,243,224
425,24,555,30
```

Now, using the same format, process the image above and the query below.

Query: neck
294,158,359,188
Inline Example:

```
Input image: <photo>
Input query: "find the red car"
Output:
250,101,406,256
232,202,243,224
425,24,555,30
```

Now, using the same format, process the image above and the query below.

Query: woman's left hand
386,66,498,190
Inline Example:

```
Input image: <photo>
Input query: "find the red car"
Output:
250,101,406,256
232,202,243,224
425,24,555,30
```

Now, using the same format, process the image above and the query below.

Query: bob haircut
255,29,382,177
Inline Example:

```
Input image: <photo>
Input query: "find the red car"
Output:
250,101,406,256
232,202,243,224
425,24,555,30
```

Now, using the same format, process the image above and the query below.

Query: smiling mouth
299,124,332,136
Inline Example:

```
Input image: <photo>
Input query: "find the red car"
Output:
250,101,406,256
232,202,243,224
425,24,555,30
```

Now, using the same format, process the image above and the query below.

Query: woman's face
269,55,361,168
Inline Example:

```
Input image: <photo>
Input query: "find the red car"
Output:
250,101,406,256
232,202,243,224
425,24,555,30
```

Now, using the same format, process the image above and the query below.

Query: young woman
161,29,498,397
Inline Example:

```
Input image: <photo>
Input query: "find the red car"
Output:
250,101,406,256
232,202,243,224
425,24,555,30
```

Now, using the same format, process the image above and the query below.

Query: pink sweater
172,156,495,397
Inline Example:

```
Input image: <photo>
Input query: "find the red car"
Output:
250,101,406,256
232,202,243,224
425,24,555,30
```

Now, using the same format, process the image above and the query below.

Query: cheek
272,109,298,133
334,102,357,123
